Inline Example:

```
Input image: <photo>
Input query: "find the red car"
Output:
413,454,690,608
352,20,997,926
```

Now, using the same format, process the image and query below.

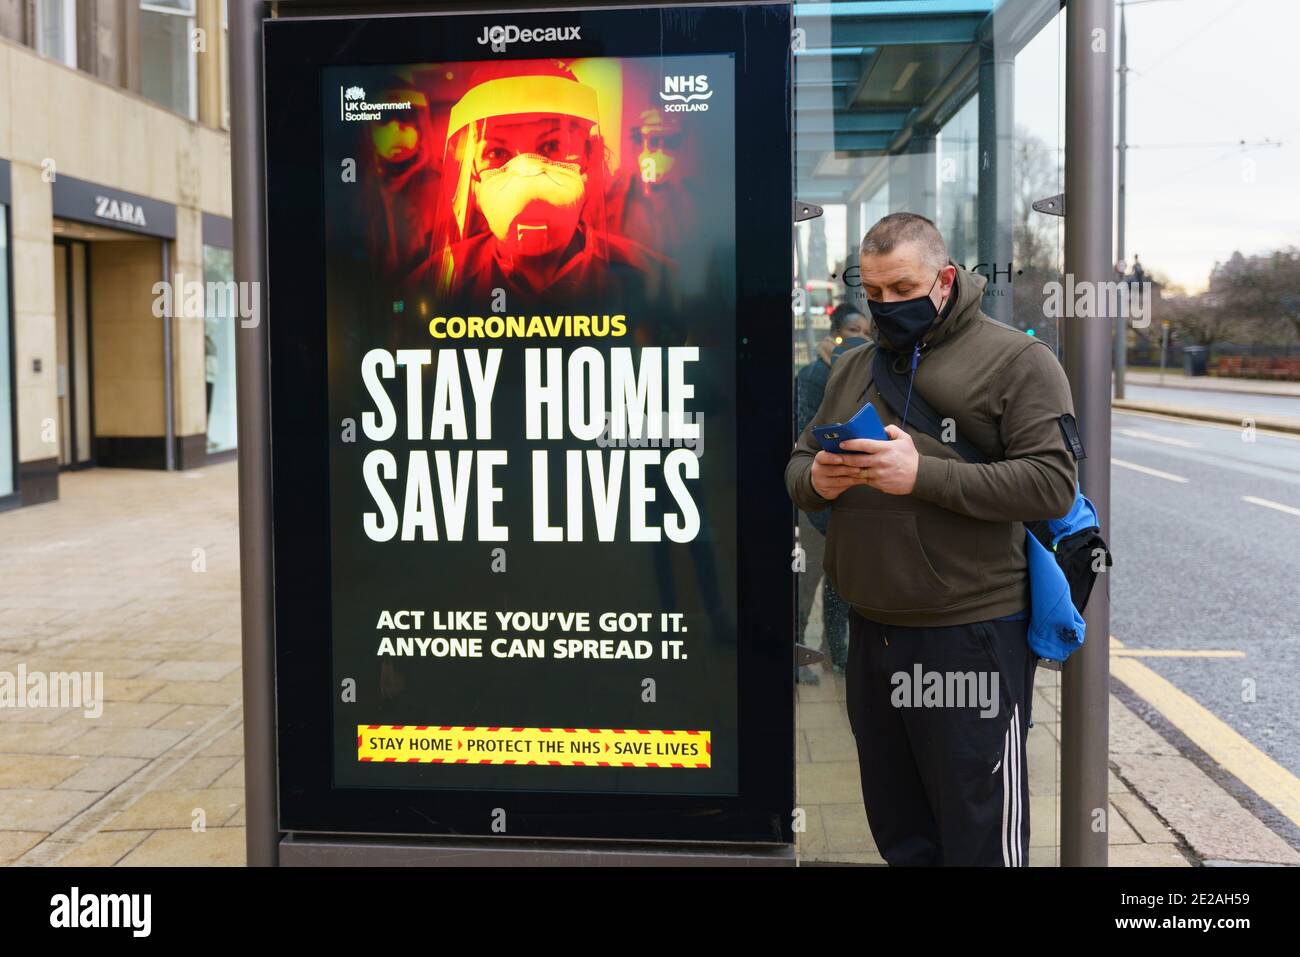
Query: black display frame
264,2,794,844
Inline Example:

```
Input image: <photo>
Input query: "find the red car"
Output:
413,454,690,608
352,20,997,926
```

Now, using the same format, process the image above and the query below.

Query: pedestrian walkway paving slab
1108,843,1192,866
55,830,153,867
1109,792,1179,845
1111,752,1300,865
116,828,246,866
103,788,244,831
0,753,88,788
1,465,247,866
56,757,148,792
60,727,191,759
793,663,1243,866
0,831,45,865
0,789,101,831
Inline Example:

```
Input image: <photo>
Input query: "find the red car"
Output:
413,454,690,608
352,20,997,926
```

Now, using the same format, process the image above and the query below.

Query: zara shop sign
94,195,147,228
51,175,177,239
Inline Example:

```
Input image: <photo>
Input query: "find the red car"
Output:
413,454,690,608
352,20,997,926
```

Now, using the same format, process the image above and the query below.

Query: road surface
1111,409,1300,786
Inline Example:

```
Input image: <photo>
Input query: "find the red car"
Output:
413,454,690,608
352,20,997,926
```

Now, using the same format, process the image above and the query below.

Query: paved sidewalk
1123,369,1300,398
0,465,245,866
1111,398,1300,434
796,621,1300,865
2,464,1292,866
796,665,1192,865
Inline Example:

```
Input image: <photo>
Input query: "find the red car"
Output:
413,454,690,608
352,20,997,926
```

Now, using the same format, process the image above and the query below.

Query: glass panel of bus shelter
791,0,1063,865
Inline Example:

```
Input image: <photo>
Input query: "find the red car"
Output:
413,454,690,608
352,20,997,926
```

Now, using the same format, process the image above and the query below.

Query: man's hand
810,449,871,501
838,425,919,496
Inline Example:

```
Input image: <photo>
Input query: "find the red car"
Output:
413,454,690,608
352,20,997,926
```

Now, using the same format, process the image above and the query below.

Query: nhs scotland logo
660,74,712,113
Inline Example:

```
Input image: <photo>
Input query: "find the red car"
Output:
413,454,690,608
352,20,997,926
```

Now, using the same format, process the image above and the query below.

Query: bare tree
1200,248,1300,348
1164,292,1239,349
1011,127,1062,347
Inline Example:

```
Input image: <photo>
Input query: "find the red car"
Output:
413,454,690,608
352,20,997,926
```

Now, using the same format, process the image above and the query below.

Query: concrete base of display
279,834,795,867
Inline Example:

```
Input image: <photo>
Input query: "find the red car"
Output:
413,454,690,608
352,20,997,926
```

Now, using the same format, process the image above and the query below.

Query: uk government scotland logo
339,84,414,122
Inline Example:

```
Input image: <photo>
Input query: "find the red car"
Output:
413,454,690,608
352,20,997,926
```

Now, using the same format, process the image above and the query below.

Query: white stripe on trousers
1001,704,1023,867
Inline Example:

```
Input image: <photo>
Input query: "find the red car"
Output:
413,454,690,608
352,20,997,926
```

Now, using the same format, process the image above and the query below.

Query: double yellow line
1110,636,1300,828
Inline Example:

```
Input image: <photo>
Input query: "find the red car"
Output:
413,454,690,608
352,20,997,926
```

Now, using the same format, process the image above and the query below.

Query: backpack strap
870,345,1055,549
869,347,989,465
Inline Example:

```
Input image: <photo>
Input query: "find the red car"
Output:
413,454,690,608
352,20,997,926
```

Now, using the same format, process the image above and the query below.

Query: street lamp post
230,0,279,868
1063,0,1115,868
1115,2,1128,399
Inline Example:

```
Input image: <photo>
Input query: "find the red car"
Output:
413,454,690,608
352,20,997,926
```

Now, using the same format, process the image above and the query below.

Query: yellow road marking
1111,649,1245,658
1110,636,1300,828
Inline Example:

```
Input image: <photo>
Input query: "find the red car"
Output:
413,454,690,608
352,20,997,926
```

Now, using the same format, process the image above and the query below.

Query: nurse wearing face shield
429,61,667,304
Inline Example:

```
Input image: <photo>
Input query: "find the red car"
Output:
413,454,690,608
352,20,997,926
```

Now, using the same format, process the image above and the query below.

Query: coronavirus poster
321,53,739,795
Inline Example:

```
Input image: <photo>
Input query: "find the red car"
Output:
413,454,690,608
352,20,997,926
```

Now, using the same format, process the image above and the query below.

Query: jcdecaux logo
475,24,581,51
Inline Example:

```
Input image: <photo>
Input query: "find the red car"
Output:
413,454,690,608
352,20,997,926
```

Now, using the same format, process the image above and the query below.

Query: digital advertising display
324,52,740,796
264,3,793,843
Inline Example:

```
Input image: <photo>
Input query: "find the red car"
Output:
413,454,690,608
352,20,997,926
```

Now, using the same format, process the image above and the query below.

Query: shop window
203,244,237,453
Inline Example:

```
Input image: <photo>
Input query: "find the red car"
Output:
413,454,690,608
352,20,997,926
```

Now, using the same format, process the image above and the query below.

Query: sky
798,0,1299,295
1109,0,1300,292
1009,0,1298,294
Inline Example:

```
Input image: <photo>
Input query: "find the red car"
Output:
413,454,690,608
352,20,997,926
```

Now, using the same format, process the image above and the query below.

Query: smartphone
812,401,890,454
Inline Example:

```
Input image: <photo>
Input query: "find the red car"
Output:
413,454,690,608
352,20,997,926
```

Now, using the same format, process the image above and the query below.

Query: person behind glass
794,303,870,684
785,213,1078,866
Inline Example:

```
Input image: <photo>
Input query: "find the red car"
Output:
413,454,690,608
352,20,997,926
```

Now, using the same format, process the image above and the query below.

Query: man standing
785,213,1078,866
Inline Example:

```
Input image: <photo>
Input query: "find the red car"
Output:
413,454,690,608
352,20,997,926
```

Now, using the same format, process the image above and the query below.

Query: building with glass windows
0,0,234,512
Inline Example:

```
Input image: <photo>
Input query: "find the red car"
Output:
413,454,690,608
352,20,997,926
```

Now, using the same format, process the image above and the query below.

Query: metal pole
230,0,279,867
1061,0,1114,867
977,29,1014,329
162,241,175,471
1114,2,1127,398
1159,320,1169,383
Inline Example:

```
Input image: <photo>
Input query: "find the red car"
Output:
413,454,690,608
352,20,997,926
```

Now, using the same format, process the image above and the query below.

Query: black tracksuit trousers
846,607,1038,866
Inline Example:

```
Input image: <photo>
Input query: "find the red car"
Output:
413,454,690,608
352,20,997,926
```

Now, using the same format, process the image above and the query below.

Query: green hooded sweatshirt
785,265,1078,627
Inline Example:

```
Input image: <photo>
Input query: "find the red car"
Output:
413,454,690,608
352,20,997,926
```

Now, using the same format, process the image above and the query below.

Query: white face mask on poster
475,152,586,257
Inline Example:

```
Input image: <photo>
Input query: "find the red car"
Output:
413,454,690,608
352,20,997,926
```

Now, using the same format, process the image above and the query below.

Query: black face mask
831,335,869,363
866,271,943,354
